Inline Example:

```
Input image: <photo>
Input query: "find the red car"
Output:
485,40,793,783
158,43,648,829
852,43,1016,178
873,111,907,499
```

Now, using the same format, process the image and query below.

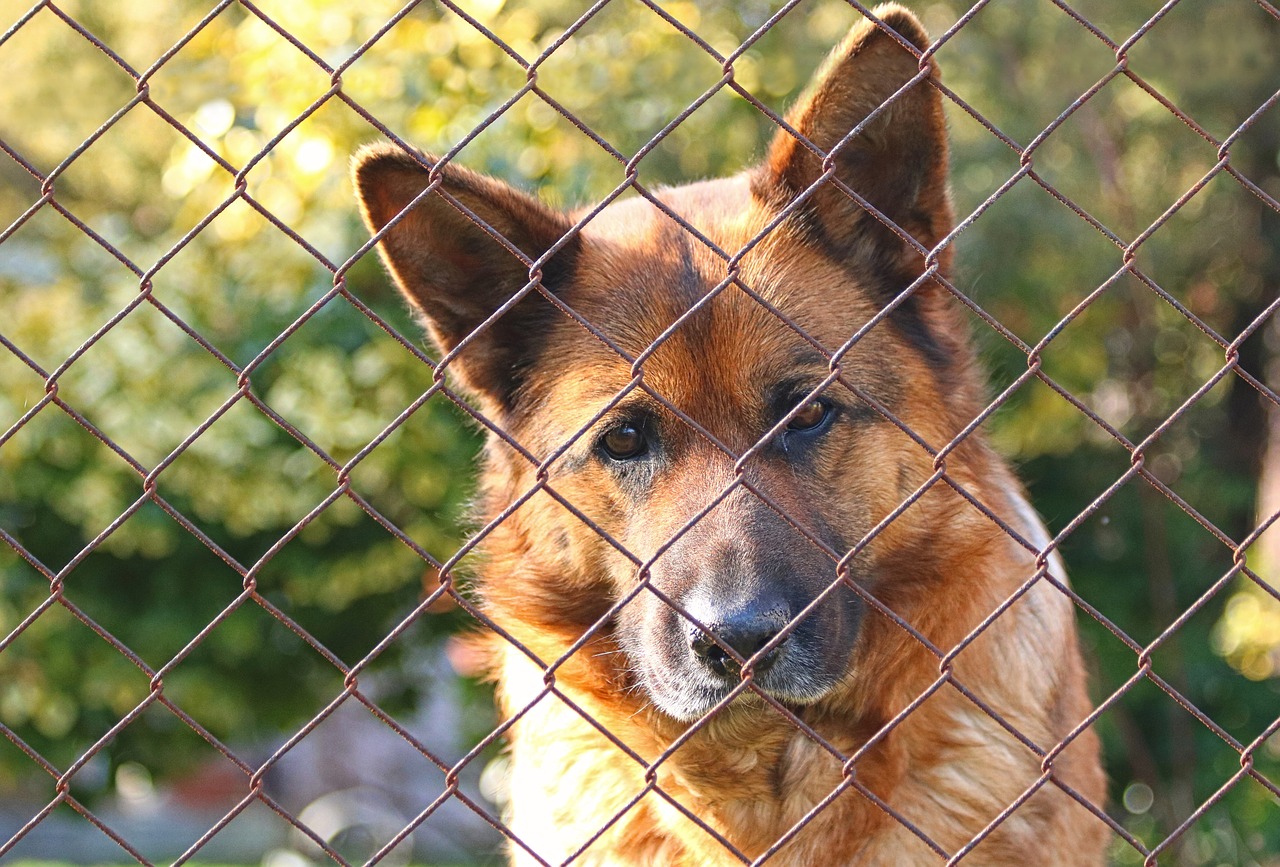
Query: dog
353,4,1108,864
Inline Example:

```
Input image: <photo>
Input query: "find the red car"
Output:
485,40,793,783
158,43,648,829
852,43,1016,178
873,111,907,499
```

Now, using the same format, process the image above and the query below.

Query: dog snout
685,602,791,678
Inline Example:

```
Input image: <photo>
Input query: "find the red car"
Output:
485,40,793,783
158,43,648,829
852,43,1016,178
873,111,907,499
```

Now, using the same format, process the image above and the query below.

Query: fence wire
1,0,1279,865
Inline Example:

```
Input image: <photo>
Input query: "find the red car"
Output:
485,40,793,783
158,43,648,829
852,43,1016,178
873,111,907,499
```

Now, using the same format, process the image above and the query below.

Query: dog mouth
635,623,850,723
645,664,840,723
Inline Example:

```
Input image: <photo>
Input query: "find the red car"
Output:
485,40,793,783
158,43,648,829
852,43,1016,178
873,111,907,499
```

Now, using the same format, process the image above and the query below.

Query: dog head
354,5,972,722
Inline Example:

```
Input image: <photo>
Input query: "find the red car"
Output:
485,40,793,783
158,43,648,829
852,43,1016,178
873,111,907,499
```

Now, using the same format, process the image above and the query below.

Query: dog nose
687,607,790,677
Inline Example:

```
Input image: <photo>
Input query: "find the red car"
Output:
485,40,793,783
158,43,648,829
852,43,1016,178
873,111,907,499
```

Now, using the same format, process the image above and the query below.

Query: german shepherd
353,4,1108,864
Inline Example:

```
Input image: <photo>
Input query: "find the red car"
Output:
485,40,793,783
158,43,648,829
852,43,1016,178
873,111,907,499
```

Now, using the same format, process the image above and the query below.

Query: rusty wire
2,0,1279,865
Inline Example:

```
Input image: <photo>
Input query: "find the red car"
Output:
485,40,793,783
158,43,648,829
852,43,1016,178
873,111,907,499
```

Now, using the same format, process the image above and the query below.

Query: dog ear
759,3,951,276
352,144,578,407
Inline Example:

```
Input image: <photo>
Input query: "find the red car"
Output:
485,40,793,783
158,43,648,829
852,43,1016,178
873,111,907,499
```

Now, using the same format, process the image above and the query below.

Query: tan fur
353,5,1108,864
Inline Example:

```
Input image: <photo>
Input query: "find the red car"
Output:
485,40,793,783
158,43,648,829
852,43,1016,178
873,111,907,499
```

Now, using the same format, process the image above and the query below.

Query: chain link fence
1,0,1279,864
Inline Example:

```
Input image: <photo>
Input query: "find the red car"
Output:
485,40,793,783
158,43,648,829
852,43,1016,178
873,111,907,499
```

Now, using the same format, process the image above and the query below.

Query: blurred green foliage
0,0,1278,863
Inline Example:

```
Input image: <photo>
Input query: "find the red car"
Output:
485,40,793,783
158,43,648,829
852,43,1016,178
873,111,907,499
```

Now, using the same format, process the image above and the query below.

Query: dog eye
787,399,831,432
601,422,648,461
